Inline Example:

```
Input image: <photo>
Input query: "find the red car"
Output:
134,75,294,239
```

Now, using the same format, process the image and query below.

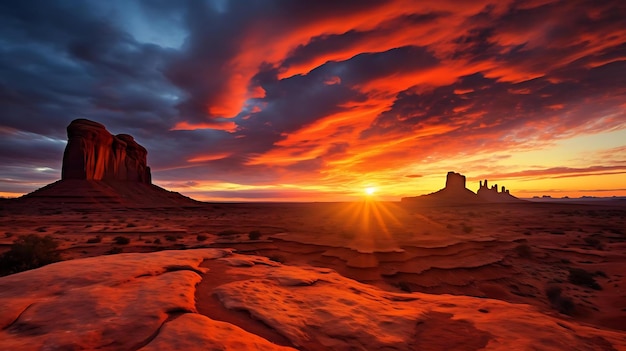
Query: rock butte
402,171,523,205
21,119,199,209
62,118,151,183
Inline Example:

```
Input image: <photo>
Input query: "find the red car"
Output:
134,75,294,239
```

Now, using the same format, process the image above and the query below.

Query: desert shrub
545,285,576,315
126,222,137,228
113,236,130,245
595,270,608,278
196,234,208,241
396,281,412,293
248,230,262,240
165,235,177,242
514,244,532,258
568,268,601,290
583,237,603,249
36,226,47,232
555,296,576,315
217,229,239,236
268,254,286,263
106,247,123,255
462,225,473,234
545,285,562,302
153,238,162,244
87,236,102,243
0,234,61,276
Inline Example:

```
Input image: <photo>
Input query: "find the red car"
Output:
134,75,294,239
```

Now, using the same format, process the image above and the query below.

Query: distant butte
477,178,519,203
401,171,523,206
19,119,199,209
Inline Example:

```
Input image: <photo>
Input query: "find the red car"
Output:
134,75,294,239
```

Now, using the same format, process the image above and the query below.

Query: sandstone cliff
61,119,151,184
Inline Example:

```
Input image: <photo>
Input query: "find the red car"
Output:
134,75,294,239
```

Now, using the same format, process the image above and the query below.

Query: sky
0,0,625,201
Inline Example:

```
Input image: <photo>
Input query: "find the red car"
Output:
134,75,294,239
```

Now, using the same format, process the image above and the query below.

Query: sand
1,198,625,350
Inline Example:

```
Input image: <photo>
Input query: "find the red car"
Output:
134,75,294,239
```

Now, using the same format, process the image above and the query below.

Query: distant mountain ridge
401,171,522,206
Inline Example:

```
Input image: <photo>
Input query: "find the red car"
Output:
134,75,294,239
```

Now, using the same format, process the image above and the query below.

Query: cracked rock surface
1,249,625,351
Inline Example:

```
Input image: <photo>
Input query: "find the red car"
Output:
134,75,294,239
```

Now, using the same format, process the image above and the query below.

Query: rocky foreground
1,249,624,351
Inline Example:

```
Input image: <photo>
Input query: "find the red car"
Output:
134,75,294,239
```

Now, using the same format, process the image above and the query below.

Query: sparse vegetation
595,270,608,278
165,235,177,242
396,281,412,293
514,244,532,258
106,247,123,255
268,254,286,263
0,234,61,276
248,230,262,240
126,222,137,228
568,268,602,290
113,236,130,245
196,234,208,241
583,236,603,250
87,236,102,243
462,225,473,234
153,238,162,244
545,285,575,315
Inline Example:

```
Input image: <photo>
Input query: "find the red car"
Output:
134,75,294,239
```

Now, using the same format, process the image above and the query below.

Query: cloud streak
0,0,624,200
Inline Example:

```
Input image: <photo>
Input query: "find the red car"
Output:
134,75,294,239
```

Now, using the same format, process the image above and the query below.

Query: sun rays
364,187,377,196
329,196,405,253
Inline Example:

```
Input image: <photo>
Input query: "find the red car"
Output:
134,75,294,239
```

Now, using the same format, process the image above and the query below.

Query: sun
364,187,377,196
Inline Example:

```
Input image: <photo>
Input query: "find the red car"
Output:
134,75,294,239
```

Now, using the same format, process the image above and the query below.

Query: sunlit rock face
61,119,151,183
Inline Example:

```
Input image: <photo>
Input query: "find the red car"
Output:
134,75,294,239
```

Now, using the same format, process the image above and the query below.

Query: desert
2,1,626,350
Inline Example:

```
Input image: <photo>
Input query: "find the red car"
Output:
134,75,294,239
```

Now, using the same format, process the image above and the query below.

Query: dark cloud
0,0,624,199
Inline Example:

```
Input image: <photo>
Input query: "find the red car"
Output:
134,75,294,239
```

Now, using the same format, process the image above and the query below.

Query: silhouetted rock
62,119,151,183
477,179,519,203
445,171,467,191
401,171,522,206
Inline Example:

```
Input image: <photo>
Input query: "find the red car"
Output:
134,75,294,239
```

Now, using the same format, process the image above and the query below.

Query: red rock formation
445,171,467,191
401,172,522,205
401,171,477,205
477,179,518,202
61,119,151,183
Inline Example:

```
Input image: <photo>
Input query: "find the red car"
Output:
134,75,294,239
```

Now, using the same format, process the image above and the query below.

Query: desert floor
1,198,625,349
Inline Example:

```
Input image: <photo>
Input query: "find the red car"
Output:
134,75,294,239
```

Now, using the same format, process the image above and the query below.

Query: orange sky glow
0,1,624,201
